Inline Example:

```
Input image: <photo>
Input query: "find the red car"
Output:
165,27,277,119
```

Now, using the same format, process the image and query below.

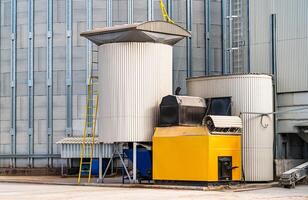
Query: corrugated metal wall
248,0,273,74
0,0,306,168
0,0,206,167
247,0,308,165
248,0,308,93
187,74,274,181
274,0,308,93
60,143,113,158
99,42,173,143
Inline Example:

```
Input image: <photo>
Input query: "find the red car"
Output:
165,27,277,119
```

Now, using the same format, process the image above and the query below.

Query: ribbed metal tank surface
99,42,173,143
187,74,274,182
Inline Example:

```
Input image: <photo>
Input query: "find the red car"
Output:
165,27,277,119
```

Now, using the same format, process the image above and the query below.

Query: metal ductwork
159,95,206,126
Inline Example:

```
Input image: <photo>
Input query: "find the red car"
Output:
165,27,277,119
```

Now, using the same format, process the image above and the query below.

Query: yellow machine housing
153,126,241,182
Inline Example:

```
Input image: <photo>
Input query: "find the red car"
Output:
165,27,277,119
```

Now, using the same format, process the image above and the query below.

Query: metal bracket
10,81,15,88
10,128,15,136
47,128,52,136
11,33,16,41
28,128,33,136
66,31,71,38
65,128,73,136
47,31,53,38
28,32,33,39
47,79,52,86
28,80,33,87
66,79,72,86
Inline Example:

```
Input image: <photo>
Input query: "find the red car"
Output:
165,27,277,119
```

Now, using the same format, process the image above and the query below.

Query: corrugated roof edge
80,21,191,37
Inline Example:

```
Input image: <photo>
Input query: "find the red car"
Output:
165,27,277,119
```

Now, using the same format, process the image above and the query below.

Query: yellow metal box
153,126,241,182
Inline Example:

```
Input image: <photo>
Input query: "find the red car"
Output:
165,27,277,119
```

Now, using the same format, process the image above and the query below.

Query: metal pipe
247,0,251,73
271,14,277,77
271,14,278,162
128,0,134,24
65,0,73,136
228,0,233,74
222,0,227,74
98,144,103,182
86,0,93,130
0,3,1,145
107,0,112,27
10,0,17,168
167,0,173,18
0,154,61,159
86,0,93,85
240,107,308,116
167,0,174,84
27,0,35,168
133,142,137,182
205,0,210,75
47,0,54,168
186,0,192,78
147,0,154,21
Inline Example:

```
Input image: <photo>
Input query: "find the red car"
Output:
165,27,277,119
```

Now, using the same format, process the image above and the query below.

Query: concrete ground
0,182,307,200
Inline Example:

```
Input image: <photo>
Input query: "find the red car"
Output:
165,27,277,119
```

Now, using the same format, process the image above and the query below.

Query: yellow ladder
159,0,174,24
78,76,99,184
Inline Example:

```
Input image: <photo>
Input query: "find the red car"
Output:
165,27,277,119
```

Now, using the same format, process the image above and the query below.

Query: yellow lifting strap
159,0,174,24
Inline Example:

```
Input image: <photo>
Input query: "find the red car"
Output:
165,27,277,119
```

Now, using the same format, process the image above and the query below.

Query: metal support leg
101,154,113,182
101,144,132,183
61,159,64,176
98,145,103,182
111,159,114,174
117,149,132,183
133,142,137,183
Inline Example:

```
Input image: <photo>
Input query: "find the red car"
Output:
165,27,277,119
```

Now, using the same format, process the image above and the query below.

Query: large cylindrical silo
99,42,173,142
81,21,191,143
187,74,274,181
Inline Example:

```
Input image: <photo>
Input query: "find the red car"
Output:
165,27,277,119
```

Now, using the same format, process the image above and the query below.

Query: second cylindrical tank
187,74,274,181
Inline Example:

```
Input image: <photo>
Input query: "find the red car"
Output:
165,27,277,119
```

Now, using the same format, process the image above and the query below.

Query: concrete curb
0,178,278,192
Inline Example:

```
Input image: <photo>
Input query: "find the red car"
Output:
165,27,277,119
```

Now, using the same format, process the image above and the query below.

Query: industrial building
0,0,307,183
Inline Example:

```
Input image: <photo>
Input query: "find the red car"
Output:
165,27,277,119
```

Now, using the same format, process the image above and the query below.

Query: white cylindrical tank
187,74,274,182
99,42,173,143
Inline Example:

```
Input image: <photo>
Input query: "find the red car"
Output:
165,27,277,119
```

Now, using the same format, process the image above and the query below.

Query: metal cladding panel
274,0,308,93
60,143,113,159
276,37,308,93
248,0,308,92
99,42,173,143
187,74,274,181
249,0,274,44
248,0,273,74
